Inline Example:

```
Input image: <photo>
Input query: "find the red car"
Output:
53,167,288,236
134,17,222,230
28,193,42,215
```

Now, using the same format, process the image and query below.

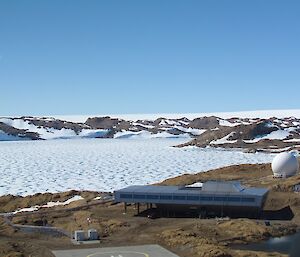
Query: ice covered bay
0,139,273,196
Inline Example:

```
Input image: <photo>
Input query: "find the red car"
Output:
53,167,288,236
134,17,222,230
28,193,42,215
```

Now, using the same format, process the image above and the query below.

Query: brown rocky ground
7,202,291,257
0,217,56,257
0,190,102,213
1,162,300,257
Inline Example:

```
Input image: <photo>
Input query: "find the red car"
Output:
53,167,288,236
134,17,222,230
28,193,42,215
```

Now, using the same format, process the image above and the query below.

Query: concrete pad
71,239,101,245
52,244,179,257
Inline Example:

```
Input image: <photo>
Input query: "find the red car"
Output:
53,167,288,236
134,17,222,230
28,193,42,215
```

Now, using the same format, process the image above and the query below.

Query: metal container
74,230,85,241
88,229,99,240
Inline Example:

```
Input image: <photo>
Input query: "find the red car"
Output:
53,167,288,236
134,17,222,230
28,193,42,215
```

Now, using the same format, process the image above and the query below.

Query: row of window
119,193,255,203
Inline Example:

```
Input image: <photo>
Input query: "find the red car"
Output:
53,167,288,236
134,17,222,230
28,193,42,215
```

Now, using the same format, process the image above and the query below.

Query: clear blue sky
0,0,299,116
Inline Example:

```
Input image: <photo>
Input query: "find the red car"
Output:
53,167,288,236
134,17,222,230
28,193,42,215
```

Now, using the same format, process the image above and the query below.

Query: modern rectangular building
114,181,269,217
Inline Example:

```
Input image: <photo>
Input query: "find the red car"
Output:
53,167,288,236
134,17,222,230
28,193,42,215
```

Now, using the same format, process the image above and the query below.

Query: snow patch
159,119,181,126
259,147,294,153
12,195,84,214
186,182,203,188
244,130,290,143
219,119,241,127
114,130,191,139
174,126,206,136
132,122,155,129
284,138,300,143
210,132,237,145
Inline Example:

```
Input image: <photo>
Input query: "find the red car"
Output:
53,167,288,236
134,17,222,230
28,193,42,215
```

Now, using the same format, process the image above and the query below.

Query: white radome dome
272,152,299,178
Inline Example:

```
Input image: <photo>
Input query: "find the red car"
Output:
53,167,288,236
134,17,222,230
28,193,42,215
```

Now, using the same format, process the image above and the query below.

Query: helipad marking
86,251,149,257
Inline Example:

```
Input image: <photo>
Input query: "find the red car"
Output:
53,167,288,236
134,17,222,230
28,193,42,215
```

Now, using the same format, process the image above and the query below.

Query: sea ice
0,138,274,196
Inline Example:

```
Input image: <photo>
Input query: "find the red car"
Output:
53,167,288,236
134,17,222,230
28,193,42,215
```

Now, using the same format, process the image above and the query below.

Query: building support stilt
124,202,127,214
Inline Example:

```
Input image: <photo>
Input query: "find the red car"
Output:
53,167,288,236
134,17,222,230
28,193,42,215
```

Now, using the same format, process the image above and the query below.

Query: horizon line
2,108,300,122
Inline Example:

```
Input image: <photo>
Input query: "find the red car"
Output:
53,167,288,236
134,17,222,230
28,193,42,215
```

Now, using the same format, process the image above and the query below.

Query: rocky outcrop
179,118,300,153
189,116,220,129
85,116,124,129
0,122,40,140
21,117,86,133
160,228,232,257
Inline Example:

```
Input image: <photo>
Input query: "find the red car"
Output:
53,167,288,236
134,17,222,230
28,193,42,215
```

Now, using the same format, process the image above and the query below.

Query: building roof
116,181,268,197
201,181,245,193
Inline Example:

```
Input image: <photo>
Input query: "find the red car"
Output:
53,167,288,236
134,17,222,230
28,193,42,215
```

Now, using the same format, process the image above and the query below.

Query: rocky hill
179,117,300,153
1,115,300,153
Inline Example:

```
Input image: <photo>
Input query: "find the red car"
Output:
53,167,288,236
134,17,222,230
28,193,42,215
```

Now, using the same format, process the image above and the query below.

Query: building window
133,194,146,199
173,195,186,200
147,195,159,200
241,197,255,202
214,196,227,201
120,194,132,199
227,196,241,202
201,196,213,201
160,195,172,200
187,195,199,201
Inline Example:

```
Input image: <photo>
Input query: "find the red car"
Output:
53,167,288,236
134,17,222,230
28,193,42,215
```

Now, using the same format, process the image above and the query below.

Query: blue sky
0,0,299,116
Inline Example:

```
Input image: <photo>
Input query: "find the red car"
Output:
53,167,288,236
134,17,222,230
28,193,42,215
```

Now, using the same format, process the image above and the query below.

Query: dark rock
188,116,220,129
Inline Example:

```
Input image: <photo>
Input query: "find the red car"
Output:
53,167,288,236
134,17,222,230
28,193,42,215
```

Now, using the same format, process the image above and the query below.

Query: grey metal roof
116,181,268,197
243,187,269,195
202,181,245,193
117,185,180,194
